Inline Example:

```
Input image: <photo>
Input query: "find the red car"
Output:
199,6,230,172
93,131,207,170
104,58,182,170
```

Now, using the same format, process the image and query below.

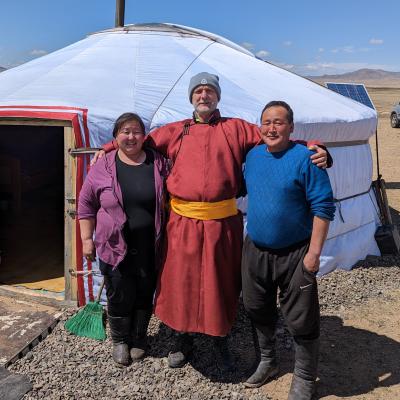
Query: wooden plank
0,295,62,367
0,118,72,127
64,126,77,303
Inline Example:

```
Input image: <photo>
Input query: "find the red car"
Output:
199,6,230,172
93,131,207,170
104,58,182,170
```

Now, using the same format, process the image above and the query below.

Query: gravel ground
319,257,400,313
8,258,400,400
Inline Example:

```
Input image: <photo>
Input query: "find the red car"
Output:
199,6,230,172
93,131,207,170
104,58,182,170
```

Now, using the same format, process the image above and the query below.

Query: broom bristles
65,301,106,341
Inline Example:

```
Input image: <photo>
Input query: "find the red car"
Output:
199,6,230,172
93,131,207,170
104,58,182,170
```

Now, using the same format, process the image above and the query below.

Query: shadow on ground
147,303,259,384
318,315,400,398
147,306,400,397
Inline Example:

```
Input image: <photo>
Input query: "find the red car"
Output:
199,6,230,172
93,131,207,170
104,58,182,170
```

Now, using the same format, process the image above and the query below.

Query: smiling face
191,85,219,121
115,119,145,158
260,106,294,152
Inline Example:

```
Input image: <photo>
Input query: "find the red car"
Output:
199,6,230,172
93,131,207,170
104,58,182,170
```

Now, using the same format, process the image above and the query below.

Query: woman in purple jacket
78,113,169,367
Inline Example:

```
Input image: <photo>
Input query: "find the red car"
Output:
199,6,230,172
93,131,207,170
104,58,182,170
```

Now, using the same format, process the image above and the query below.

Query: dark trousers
241,236,320,339
100,256,156,318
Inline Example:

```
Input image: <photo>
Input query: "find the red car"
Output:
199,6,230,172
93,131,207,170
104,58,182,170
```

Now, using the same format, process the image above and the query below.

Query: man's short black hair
112,112,146,137
260,101,294,125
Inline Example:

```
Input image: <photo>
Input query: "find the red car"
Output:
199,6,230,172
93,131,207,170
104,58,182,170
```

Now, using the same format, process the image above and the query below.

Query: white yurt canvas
0,23,380,304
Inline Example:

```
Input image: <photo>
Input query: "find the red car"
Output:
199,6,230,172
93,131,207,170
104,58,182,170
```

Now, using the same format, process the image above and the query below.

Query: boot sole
113,360,130,368
168,360,187,368
130,348,146,362
244,366,279,388
131,356,145,363
167,350,192,368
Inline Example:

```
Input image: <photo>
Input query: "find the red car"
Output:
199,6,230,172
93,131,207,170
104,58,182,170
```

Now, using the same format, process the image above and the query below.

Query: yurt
0,23,380,305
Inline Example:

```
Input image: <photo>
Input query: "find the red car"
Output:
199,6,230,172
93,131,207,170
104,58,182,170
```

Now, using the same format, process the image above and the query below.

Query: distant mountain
307,68,400,88
0,66,6,73
307,68,400,81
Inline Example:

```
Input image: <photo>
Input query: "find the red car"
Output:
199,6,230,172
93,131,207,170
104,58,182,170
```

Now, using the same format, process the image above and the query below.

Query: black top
115,149,156,276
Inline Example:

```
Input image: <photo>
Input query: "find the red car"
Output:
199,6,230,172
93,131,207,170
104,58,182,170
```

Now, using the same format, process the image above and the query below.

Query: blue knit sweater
245,142,335,249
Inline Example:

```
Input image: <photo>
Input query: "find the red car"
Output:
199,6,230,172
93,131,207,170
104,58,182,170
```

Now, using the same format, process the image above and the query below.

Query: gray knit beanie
188,72,221,102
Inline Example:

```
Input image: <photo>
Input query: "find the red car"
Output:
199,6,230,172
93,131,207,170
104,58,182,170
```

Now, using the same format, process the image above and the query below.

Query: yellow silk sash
170,196,238,220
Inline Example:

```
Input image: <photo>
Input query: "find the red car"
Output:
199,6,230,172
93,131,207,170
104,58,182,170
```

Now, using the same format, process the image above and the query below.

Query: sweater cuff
314,210,335,222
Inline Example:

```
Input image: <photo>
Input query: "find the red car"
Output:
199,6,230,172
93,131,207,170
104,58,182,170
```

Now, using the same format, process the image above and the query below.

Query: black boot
167,332,193,368
287,337,319,400
108,315,131,367
244,325,279,388
214,336,235,373
130,309,152,362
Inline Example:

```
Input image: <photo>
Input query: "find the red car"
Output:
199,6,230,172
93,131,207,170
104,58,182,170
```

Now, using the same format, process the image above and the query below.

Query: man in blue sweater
242,101,335,399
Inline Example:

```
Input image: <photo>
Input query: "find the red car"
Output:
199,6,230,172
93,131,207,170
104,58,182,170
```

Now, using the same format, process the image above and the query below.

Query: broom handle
95,278,106,303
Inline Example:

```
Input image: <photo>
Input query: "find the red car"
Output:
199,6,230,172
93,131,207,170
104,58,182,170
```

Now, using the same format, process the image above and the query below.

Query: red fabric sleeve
145,125,177,158
242,121,262,153
102,139,118,152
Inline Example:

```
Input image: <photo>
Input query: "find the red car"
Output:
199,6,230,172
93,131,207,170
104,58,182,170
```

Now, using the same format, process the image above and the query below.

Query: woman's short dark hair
260,101,294,124
112,112,146,137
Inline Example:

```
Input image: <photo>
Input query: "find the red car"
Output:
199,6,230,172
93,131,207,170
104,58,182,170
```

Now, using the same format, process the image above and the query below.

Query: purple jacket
78,149,170,268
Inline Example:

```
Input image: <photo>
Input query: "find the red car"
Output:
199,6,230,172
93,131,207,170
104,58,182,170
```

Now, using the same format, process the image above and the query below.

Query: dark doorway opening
0,125,65,297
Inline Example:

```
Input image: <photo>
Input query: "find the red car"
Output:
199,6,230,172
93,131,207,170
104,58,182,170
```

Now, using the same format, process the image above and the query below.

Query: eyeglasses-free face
260,106,294,153
116,120,145,157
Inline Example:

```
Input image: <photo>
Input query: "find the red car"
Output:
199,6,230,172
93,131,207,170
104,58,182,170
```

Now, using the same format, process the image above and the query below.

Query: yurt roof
0,23,377,147
92,23,255,57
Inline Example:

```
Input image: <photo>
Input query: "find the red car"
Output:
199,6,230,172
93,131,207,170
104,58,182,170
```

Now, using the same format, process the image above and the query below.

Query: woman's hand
303,251,320,274
309,145,327,168
82,238,96,261
90,150,105,166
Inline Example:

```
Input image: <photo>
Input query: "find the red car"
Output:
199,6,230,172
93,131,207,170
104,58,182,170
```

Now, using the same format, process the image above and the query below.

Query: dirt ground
258,88,400,399
259,291,400,400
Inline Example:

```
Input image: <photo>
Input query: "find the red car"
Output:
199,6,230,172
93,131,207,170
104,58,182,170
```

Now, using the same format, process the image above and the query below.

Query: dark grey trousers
100,258,156,318
241,235,320,339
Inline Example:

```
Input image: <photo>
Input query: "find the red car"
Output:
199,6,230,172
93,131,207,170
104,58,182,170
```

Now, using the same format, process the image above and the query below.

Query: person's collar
192,109,221,124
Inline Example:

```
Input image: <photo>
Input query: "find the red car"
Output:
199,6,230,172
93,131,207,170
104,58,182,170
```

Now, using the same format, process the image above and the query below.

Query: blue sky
1,0,397,76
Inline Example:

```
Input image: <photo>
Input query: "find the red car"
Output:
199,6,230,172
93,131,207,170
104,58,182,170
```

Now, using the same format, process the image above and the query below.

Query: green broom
65,277,106,341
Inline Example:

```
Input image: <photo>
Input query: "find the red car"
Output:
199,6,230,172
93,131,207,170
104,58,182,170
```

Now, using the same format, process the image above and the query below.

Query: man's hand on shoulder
309,145,328,169
90,139,117,166
90,150,105,166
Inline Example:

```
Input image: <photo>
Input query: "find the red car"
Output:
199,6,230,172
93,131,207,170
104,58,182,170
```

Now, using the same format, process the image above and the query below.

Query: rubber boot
214,336,235,373
244,325,279,388
167,332,193,368
287,337,319,400
108,315,131,367
130,309,152,361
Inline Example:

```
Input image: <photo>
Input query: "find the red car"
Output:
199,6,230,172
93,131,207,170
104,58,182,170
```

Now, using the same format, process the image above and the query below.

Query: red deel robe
147,111,260,336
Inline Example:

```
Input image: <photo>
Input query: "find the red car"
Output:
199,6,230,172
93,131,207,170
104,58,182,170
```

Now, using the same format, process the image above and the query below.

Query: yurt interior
0,120,75,304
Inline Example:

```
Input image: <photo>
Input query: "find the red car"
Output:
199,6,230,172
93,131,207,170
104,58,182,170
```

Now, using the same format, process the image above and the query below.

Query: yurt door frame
0,118,77,304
